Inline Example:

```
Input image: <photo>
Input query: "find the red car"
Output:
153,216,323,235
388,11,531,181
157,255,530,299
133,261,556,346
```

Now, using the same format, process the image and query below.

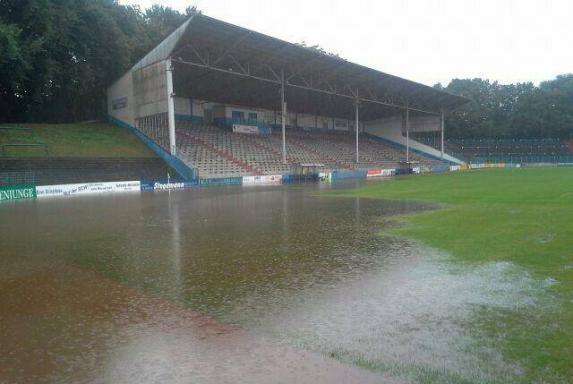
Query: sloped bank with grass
331,167,573,383
0,123,155,157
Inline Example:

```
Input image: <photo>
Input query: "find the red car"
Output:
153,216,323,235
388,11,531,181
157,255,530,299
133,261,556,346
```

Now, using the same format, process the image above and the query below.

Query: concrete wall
334,118,349,131
317,116,333,130
263,109,275,124
164,96,361,134
292,113,359,131
107,71,135,127
107,60,174,126
158,93,378,132
189,102,364,131
193,100,208,118
174,97,191,116
408,115,441,133
365,115,463,165
132,60,168,119
225,105,267,119
296,113,317,129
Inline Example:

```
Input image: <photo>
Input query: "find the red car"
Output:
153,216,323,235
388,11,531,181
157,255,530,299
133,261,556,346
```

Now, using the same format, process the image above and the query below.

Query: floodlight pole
281,70,287,164
405,103,410,163
355,91,359,164
440,107,445,161
166,58,177,156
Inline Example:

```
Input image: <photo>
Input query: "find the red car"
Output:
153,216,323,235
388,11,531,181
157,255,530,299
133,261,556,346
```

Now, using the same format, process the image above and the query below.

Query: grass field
338,167,573,383
0,123,155,157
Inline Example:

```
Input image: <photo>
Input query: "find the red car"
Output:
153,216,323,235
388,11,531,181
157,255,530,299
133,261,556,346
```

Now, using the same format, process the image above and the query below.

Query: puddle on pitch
0,182,549,383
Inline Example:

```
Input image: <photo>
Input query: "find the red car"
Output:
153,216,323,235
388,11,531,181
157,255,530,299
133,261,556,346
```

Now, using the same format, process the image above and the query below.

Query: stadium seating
416,137,573,163
0,157,172,186
176,122,438,178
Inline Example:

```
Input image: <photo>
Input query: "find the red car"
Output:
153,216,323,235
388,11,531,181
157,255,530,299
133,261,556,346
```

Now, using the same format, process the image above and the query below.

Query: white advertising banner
242,175,283,185
232,124,259,134
367,169,396,177
37,181,141,198
318,172,332,182
153,181,188,190
450,165,462,172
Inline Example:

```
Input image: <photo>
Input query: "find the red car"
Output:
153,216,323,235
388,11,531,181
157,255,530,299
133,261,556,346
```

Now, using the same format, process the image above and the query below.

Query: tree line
437,76,573,139
1,0,571,139
0,0,196,122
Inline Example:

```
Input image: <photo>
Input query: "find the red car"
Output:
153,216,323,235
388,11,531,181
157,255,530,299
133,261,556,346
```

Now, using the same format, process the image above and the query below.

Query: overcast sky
119,0,573,87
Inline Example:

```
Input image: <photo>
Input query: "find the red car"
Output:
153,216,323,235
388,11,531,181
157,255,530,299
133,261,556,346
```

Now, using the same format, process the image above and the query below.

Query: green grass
327,348,513,384
0,123,155,157
334,167,573,383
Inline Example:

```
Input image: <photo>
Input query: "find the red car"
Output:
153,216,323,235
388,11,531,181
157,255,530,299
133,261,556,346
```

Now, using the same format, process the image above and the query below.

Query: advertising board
36,181,141,198
0,185,36,202
318,172,332,182
366,169,396,177
140,180,198,191
232,124,259,134
242,175,283,185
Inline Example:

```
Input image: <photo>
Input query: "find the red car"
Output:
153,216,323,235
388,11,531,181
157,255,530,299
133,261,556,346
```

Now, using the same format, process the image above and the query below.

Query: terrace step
0,157,172,186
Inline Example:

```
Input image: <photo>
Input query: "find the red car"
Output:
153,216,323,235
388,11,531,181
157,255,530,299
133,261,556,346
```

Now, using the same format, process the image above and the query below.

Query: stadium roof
133,13,468,121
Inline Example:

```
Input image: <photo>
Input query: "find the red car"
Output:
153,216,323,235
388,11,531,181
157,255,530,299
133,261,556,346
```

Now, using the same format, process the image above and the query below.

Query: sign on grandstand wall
199,177,243,186
36,181,141,198
318,172,332,182
242,175,283,185
470,163,508,169
112,97,128,110
232,124,260,134
0,185,36,202
331,169,368,180
366,169,396,177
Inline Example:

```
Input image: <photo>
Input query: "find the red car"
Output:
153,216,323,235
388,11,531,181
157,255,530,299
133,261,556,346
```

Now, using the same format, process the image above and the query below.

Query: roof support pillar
440,108,445,161
355,91,359,164
281,70,287,165
166,58,177,156
405,103,410,163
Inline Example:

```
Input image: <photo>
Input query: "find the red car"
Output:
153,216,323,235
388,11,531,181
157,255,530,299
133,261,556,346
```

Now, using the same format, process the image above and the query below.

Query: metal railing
1,143,49,156
0,170,36,186
469,155,573,164
0,126,32,131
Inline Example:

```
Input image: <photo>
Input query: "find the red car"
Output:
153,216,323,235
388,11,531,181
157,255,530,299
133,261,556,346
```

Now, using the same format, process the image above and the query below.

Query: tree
0,0,192,123
0,21,29,119
296,41,343,59
441,75,573,139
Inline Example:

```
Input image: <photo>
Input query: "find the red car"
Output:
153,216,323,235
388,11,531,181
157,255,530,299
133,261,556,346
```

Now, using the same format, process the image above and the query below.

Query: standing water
0,182,545,383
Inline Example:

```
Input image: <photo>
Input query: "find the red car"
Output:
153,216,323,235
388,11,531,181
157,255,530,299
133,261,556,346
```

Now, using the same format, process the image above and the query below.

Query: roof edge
131,15,196,71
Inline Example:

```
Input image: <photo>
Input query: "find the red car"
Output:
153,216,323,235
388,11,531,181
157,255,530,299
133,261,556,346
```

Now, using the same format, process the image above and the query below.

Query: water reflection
168,191,183,301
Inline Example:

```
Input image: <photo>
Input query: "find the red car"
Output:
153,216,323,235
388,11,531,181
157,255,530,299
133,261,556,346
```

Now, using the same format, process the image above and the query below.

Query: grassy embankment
0,123,154,157
335,167,573,383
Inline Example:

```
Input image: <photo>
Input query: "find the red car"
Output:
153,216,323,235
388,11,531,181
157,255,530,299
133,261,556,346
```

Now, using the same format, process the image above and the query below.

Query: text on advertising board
0,185,36,201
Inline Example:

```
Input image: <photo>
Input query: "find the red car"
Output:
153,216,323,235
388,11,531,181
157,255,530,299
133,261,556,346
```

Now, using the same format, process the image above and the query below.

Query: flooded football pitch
0,182,548,383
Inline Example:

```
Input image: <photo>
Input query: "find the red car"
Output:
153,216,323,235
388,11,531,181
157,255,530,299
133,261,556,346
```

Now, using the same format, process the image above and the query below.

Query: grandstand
416,137,573,164
176,122,437,178
107,13,468,181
